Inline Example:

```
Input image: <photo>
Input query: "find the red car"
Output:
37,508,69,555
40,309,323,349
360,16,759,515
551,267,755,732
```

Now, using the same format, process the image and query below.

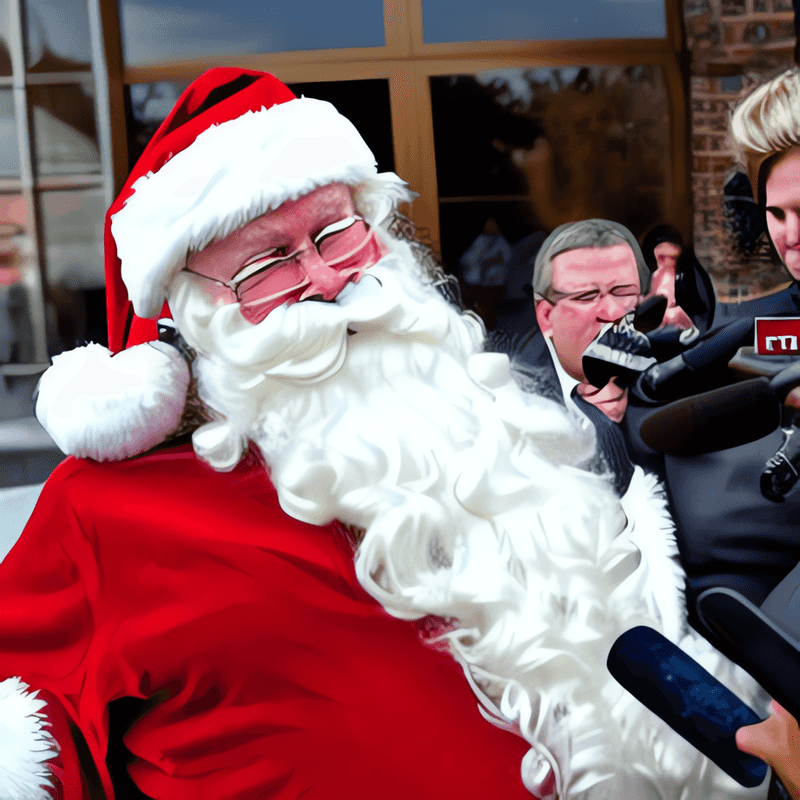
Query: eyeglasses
185,215,381,311
539,285,641,306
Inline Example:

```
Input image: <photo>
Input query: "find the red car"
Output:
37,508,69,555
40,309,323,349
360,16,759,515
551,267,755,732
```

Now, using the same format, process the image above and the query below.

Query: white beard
170,240,766,800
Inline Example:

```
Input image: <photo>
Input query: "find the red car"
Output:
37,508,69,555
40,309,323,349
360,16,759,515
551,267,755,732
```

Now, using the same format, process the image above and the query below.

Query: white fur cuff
36,342,191,462
0,678,58,800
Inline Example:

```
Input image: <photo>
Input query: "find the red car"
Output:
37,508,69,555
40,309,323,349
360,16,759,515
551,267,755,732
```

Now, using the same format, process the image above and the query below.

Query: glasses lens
237,261,305,307
318,219,371,262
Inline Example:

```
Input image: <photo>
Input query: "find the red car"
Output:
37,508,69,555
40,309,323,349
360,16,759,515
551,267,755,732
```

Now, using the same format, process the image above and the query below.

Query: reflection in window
126,81,190,171
0,0,12,75
28,83,100,175
0,195,36,363
40,189,105,352
423,0,666,43
119,0,385,66
24,0,92,71
0,90,20,177
431,67,670,331
40,189,104,289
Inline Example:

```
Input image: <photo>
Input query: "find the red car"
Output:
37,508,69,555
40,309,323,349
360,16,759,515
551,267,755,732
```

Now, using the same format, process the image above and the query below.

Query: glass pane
0,0,12,76
423,0,666,42
431,67,670,331
120,0,385,66
28,83,101,175
0,90,20,177
40,189,106,353
0,194,38,364
40,189,104,289
126,81,190,172
126,78,394,174
24,0,92,71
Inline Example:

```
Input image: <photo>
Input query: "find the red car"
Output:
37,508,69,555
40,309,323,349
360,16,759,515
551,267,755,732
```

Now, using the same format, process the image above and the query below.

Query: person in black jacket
639,223,716,336
716,69,800,323
668,68,800,790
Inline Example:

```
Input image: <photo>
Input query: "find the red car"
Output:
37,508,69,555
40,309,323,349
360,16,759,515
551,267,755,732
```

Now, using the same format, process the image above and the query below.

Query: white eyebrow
313,215,361,246
232,250,299,284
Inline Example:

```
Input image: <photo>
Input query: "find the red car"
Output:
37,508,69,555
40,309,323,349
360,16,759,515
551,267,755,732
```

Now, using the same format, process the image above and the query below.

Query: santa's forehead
224,182,357,245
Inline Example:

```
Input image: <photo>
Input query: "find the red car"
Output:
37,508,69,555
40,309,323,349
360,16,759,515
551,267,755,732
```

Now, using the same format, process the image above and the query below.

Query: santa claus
6,69,764,799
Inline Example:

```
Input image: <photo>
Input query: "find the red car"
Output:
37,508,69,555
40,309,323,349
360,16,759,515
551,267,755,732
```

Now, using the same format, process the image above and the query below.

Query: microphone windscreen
638,378,779,456
607,626,767,788
634,295,667,334
681,317,755,371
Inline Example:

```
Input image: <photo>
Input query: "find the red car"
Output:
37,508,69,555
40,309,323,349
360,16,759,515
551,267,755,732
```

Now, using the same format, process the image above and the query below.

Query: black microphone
638,378,780,456
634,294,668,334
582,304,661,390
761,426,800,502
607,626,768,788
637,317,755,402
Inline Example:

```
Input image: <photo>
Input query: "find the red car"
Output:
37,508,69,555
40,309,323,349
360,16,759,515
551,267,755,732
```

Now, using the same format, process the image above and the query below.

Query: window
105,0,683,327
2,0,114,362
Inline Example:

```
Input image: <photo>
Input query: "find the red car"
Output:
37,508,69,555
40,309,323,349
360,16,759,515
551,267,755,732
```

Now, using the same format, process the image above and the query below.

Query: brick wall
686,0,795,301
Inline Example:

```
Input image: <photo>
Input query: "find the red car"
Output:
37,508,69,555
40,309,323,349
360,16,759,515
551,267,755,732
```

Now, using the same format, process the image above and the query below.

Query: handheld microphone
638,378,780,456
582,300,664,390
633,294,668,334
607,626,768,788
637,317,755,402
639,359,800,457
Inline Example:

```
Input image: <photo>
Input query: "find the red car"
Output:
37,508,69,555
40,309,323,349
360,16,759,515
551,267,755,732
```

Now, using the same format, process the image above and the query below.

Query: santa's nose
302,251,352,299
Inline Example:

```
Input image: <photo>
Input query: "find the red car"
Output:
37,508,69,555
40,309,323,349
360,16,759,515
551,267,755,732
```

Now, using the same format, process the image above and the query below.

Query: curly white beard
169,238,766,800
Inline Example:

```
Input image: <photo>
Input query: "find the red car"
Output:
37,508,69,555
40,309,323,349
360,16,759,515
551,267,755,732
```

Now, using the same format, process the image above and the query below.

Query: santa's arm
0,460,119,799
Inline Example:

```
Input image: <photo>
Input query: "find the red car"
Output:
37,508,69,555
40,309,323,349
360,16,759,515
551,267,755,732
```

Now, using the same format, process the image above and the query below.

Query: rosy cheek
557,306,598,347
767,218,783,245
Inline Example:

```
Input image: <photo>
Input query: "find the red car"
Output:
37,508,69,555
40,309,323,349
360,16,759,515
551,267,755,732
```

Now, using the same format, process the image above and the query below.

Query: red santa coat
3,444,533,799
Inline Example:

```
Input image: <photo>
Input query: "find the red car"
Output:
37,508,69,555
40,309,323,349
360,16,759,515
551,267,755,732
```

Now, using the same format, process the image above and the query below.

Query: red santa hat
106,68,410,352
36,68,413,462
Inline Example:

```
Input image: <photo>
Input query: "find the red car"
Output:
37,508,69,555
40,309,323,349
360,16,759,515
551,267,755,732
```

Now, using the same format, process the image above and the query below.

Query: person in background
699,66,800,793
532,220,648,424
718,68,800,322
639,223,716,335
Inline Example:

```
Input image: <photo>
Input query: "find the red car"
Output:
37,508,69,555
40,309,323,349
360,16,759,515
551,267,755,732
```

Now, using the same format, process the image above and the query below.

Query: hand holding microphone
737,701,800,800
607,626,768,788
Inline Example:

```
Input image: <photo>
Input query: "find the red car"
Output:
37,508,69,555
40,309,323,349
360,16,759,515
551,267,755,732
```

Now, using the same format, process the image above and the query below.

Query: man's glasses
186,215,381,311
539,285,641,306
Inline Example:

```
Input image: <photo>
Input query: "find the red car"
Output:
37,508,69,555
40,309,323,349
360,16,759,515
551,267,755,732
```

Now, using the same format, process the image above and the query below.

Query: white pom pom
36,342,191,461
0,677,58,800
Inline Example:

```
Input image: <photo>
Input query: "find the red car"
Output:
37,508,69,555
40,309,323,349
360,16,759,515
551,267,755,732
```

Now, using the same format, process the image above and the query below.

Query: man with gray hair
533,219,651,426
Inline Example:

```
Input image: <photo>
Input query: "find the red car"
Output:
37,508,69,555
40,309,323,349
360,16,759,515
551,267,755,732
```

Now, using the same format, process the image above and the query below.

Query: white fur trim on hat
0,677,58,800
35,342,190,461
111,97,412,319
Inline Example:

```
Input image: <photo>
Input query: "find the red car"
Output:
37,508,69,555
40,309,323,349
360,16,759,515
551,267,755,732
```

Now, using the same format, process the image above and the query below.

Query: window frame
98,0,688,256
3,0,116,361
